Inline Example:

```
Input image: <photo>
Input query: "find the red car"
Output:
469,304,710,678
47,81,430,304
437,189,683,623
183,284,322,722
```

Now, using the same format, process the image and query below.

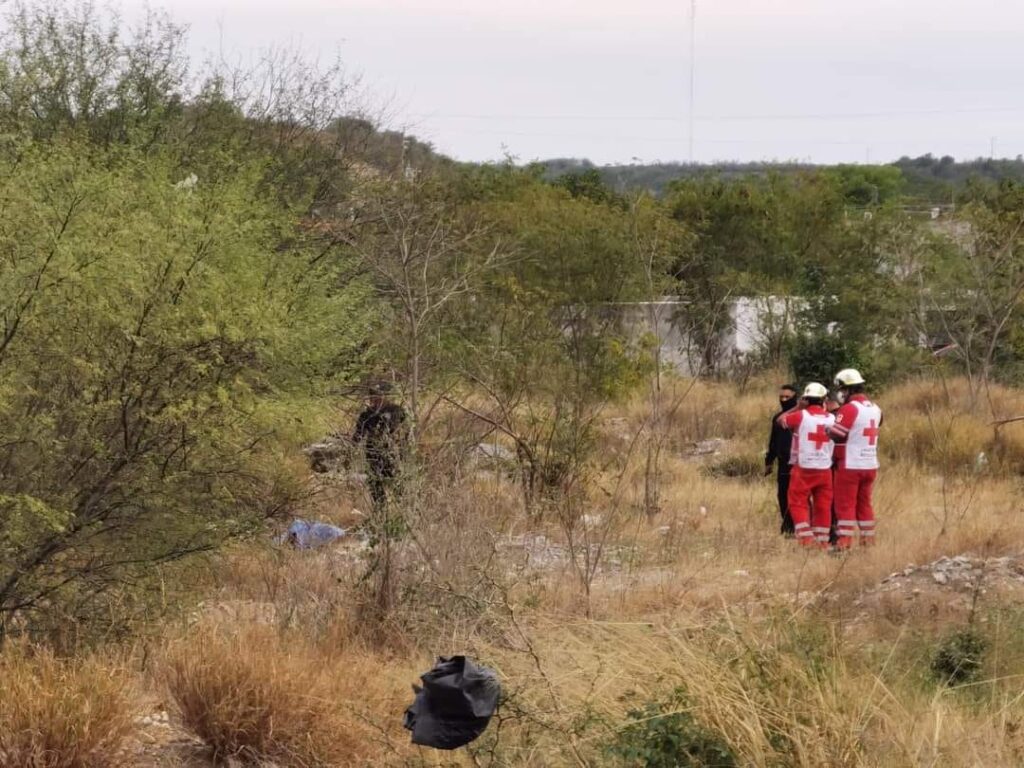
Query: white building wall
618,296,800,375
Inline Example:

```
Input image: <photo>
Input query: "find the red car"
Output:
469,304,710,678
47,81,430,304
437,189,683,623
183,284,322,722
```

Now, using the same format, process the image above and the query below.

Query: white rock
933,572,949,585
689,439,725,456
174,173,199,191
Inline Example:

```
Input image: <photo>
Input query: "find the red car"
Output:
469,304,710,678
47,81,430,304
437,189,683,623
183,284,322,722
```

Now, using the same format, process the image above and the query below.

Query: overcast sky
122,0,1024,165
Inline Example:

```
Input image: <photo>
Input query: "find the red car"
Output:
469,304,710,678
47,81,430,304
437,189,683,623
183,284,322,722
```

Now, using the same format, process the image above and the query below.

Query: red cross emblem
863,419,880,446
809,423,830,450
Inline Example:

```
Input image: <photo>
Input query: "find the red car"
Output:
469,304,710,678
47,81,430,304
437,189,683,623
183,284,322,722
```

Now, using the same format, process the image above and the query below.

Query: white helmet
803,382,828,399
834,368,866,388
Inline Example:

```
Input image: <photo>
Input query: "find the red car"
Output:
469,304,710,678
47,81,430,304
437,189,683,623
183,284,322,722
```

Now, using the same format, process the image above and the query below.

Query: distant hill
538,155,1024,202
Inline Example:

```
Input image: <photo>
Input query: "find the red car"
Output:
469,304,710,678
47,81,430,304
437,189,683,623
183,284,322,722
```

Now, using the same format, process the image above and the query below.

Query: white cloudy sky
120,0,1024,165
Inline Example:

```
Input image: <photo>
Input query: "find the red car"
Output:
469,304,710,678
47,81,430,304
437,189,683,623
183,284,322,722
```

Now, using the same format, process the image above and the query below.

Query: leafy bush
607,689,736,768
789,333,863,388
0,142,373,640
0,2,380,642
931,628,988,686
0,645,135,767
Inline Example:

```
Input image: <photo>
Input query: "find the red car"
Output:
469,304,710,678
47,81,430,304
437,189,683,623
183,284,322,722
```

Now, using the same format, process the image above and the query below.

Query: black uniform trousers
777,467,794,536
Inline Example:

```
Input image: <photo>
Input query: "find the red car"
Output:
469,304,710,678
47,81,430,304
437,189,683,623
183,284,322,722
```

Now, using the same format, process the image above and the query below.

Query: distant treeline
538,155,1024,203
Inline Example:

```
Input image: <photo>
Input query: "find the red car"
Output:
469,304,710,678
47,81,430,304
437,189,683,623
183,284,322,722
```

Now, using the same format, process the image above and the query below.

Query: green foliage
666,172,848,290
918,182,1024,388
789,333,863,388
607,688,736,768
0,2,397,640
541,154,1024,204
0,1,188,144
450,179,676,503
824,164,905,206
665,172,857,374
931,629,988,686
0,139,373,637
554,168,622,207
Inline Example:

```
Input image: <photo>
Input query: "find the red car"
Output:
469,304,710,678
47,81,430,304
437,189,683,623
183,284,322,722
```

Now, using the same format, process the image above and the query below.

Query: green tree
0,1,188,145
665,172,849,373
451,178,655,513
923,182,1024,399
0,142,372,640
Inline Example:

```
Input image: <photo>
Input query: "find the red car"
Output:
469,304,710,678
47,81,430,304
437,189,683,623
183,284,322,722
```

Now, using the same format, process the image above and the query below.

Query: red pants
834,467,877,547
787,468,833,547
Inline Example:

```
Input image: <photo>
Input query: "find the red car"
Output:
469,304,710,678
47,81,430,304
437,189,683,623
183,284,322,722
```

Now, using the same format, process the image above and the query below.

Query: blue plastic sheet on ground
275,519,346,549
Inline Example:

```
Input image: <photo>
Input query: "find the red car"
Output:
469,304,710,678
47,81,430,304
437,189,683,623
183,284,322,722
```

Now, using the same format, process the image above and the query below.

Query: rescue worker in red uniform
827,369,882,548
777,383,836,548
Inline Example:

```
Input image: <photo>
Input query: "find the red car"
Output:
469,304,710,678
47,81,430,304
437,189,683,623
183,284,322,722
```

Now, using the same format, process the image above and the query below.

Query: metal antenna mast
689,0,697,163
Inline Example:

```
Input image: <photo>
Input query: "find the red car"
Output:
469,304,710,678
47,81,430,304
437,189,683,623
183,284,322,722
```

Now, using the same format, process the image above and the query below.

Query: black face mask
780,394,798,410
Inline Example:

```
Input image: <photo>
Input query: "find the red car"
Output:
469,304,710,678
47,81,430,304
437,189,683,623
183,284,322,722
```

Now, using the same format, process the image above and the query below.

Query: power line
407,105,1024,124
688,0,696,162
434,126,1015,150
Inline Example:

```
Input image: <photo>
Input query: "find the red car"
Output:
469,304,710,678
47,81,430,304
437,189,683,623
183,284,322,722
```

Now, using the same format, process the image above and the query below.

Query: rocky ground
852,552,1024,625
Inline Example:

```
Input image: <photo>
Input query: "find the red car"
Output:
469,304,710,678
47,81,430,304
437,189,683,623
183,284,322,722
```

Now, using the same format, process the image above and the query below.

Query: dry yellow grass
440,375,1024,765
466,612,1024,767
0,644,136,768
162,623,417,767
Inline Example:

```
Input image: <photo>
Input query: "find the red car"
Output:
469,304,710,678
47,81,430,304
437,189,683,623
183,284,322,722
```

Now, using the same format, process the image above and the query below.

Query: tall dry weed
163,624,411,767
0,645,136,768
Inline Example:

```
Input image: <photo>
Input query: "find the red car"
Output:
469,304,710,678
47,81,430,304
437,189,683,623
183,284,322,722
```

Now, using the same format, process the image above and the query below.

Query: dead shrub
163,624,404,767
0,644,135,768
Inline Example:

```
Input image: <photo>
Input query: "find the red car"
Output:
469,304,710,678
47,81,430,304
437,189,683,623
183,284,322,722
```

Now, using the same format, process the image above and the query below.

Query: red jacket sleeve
829,403,857,442
778,410,802,430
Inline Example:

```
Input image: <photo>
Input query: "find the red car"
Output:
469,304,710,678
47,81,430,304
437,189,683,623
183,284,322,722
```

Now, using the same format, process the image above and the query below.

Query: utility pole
689,0,696,164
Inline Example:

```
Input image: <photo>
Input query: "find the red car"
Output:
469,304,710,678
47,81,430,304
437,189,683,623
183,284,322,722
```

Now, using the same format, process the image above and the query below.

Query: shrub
931,628,988,686
607,688,736,768
163,625,387,766
788,333,863,387
0,645,135,768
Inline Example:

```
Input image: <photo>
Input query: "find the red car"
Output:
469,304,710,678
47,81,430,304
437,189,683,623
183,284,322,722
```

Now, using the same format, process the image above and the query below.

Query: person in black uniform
352,382,408,517
764,383,799,536
826,391,842,548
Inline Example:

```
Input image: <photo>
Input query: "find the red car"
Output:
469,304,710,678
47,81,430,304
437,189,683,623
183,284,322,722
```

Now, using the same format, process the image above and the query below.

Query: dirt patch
852,553,1024,626
127,706,211,767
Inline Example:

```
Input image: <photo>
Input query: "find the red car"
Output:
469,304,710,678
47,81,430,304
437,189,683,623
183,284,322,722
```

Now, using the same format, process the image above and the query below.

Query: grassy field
5,374,1024,767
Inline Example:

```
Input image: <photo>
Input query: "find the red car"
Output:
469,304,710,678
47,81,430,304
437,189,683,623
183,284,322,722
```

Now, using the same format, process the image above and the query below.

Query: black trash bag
403,655,500,750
